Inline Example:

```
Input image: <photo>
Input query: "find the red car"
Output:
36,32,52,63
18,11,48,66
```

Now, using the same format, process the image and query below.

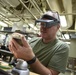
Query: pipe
0,2,30,26
0,2,38,31
60,13,76,15
0,12,21,23
0,2,24,22
32,0,43,14
0,13,12,23
40,0,46,13
45,0,52,10
18,0,37,20
61,30,76,33
0,19,10,27
29,0,42,15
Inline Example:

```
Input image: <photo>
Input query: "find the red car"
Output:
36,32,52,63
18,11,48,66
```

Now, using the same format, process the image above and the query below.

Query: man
9,11,69,75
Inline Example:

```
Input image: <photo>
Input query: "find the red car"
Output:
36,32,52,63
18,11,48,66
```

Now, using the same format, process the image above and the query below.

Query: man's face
40,23,60,40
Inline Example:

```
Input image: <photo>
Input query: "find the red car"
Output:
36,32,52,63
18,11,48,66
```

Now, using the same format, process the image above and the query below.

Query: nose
40,25,45,29
40,25,47,31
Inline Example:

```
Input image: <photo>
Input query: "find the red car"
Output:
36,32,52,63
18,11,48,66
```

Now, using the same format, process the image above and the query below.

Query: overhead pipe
0,19,10,27
61,30,76,33
45,0,52,11
0,2,37,31
0,11,20,23
32,0,43,14
29,0,42,15
18,0,37,20
10,8,38,31
60,13,76,15
0,1,39,32
0,0,39,31
40,0,46,13
18,0,39,29
0,13,13,24
0,2,29,25
62,0,73,29
0,2,23,22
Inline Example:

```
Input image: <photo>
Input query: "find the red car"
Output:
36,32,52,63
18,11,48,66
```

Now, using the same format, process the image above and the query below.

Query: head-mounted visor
35,19,60,28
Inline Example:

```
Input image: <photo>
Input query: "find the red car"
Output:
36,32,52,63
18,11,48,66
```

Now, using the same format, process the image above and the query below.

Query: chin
41,35,47,39
40,33,48,38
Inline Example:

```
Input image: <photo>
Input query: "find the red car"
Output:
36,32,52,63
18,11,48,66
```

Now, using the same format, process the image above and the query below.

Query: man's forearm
29,58,52,75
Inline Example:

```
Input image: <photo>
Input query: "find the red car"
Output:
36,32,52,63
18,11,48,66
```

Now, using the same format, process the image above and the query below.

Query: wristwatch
27,56,36,64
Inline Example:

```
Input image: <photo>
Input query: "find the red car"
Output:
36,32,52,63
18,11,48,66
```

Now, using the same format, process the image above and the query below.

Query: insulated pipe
45,0,52,11
0,19,9,27
32,0,43,14
40,0,46,13
29,0,43,15
0,13,12,24
61,30,76,33
0,2,37,30
0,2,24,22
0,2,32,27
18,0,37,20
60,13,76,15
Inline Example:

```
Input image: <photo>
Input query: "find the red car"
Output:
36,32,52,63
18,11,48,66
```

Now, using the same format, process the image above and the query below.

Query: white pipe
32,0,43,14
29,0,42,15
18,0,37,20
61,30,76,33
45,0,52,10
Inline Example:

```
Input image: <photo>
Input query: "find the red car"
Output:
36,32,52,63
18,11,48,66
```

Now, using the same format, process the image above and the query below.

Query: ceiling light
60,16,67,27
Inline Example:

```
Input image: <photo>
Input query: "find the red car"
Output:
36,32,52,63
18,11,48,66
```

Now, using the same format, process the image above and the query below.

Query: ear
57,25,60,29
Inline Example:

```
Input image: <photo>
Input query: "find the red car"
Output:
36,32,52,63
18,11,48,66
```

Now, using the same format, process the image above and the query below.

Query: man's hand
9,33,35,61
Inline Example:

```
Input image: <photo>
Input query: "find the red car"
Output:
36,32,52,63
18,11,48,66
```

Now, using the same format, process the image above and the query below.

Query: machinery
0,59,29,75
